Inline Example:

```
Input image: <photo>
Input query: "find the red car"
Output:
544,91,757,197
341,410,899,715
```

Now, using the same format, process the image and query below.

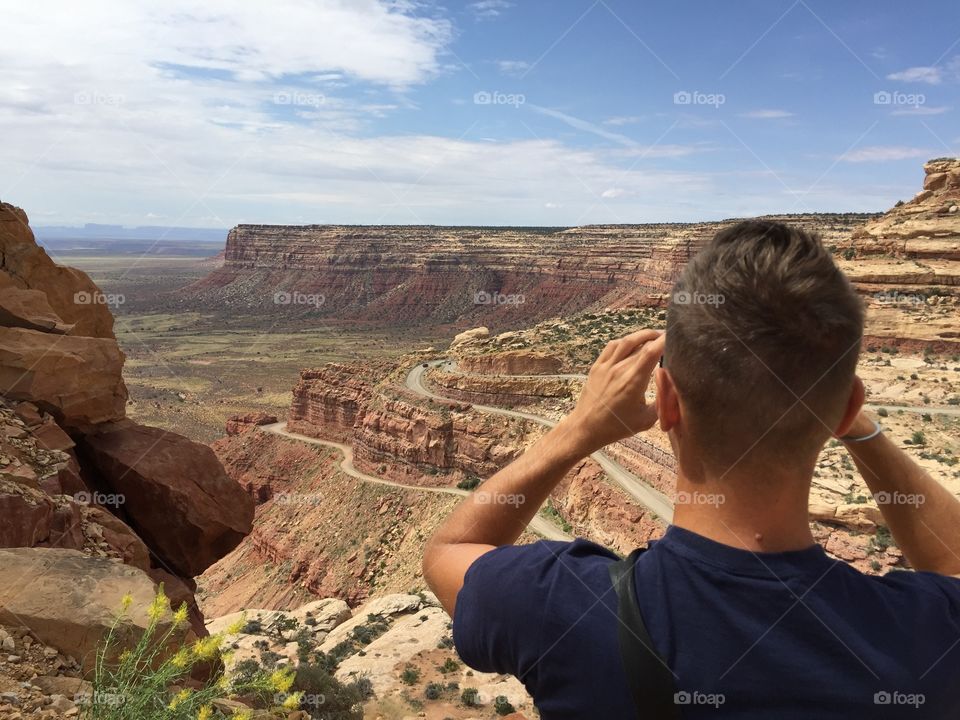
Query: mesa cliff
184,214,874,327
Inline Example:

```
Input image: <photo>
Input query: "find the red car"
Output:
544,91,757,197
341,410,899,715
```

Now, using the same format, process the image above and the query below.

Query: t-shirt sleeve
452,540,573,685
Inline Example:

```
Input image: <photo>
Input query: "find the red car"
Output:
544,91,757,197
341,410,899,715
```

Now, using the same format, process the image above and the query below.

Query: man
422,221,960,718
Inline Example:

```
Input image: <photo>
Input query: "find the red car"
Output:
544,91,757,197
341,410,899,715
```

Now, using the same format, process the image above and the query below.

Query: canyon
1,158,958,719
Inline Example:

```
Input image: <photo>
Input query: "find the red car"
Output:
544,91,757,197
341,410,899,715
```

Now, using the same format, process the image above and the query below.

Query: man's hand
562,329,665,455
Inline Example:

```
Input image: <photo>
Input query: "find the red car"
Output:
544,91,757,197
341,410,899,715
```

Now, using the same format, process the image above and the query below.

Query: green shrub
424,682,444,700
439,658,460,674
461,687,480,707
400,665,421,685
876,407,888,417
293,661,365,719
495,696,516,715
457,475,482,490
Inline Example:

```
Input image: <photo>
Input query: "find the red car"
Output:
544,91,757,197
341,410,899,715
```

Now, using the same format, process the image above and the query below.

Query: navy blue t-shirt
453,526,960,718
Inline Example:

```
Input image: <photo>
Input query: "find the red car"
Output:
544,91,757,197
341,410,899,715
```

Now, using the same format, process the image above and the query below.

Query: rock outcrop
852,158,960,260
0,204,115,338
287,362,391,442
81,420,254,577
207,593,535,718
0,202,253,656
842,158,960,351
0,547,184,671
0,326,127,430
0,203,127,431
457,349,565,375
224,411,278,436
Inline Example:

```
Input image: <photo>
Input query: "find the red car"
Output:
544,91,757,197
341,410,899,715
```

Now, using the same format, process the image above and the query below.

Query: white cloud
890,106,950,116
886,66,942,85
840,146,933,163
603,115,644,126
469,0,512,19
496,60,530,76
739,109,794,119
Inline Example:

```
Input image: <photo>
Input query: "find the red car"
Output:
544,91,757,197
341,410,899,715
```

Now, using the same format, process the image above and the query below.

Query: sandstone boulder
450,326,489,347
0,326,127,430
319,594,426,653
0,282,71,334
0,203,114,339
81,420,255,577
0,547,173,671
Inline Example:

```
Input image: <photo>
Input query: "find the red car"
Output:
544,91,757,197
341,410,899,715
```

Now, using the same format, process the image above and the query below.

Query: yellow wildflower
232,710,253,720
168,689,191,710
171,603,189,628
147,587,170,622
119,593,134,613
269,667,295,693
225,613,247,635
197,705,213,720
192,635,221,660
281,692,303,710
169,648,192,669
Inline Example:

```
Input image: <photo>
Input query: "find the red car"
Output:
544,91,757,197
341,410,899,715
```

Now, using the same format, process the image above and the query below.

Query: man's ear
833,375,866,437
655,367,682,433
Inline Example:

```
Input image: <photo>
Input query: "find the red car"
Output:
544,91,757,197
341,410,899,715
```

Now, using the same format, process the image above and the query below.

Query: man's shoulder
465,537,620,586
831,562,960,610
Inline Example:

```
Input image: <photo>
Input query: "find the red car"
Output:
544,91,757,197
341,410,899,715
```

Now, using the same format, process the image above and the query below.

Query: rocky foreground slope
0,202,255,712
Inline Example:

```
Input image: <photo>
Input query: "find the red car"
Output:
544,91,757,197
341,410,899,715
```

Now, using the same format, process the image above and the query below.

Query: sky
2,0,958,228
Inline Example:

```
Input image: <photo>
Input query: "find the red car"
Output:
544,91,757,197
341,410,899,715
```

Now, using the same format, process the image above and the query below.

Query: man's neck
671,470,817,553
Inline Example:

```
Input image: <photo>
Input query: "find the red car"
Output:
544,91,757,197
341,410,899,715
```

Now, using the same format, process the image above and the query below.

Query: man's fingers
596,337,621,364
607,329,662,364
616,333,666,383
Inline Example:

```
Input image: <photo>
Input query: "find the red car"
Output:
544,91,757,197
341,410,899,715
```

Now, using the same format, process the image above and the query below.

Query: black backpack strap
608,548,681,720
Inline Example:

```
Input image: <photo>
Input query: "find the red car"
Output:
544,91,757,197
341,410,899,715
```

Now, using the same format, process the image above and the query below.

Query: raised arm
423,330,665,615
842,411,960,576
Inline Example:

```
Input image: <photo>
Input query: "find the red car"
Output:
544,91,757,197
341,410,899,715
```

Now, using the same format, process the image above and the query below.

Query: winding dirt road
261,360,950,545
406,360,675,522
261,421,573,541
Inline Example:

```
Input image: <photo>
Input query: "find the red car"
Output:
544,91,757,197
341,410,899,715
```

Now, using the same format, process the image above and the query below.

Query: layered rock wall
186,214,872,326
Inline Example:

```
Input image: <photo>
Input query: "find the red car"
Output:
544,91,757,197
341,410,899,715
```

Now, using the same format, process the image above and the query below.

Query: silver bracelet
841,419,882,443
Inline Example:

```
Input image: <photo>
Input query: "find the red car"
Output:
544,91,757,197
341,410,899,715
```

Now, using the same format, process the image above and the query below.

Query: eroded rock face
288,363,391,441
80,421,255,577
457,349,564,375
354,397,521,482
184,216,871,327
0,204,128,431
853,158,960,257
0,547,182,672
224,411,278,436
0,326,127,430
0,204,115,339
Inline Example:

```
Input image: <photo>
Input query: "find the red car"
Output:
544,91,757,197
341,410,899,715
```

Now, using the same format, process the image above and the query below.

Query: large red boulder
81,421,255,577
0,326,127,430
0,203,115,339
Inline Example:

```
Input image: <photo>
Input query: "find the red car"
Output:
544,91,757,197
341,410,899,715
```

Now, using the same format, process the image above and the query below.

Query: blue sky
2,0,958,228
